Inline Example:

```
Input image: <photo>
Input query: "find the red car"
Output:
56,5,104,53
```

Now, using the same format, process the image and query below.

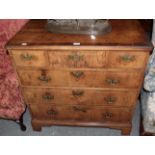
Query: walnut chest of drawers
6,20,153,135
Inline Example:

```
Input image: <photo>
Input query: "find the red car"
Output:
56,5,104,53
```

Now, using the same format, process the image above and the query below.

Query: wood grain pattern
11,50,48,67
6,20,152,49
107,51,149,69
29,104,132,123
17,69,143,89
22,87,138,107
49,50,106,68
11,49,149,69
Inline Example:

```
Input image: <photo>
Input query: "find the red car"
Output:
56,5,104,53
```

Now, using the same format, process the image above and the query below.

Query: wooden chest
6,20,153,135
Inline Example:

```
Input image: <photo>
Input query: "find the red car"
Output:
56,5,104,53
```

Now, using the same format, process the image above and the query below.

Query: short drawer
107,51,149,69
11,50,48,67
23,87,138,107
18,69,142,89
48,50,106,68
29,104,132,123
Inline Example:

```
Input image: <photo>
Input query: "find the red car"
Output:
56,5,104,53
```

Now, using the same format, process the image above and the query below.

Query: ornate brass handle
68,53,83,61
103,112,113,119
71,71,84,78
106,79,120,85
120,55,135,62
42,93,54,100
104,96,117,104
72,90,84,97
38,70,51,83
73,106,87,113
20,54,34,61
38,75,51,82
47,109,58,115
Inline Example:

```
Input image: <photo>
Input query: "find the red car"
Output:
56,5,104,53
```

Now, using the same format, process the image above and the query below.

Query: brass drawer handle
38,70,51,82
68,53,84,61
71,71,84,78
72,90,84,96
38,75,51,82
20,54,34,61
106,79,120,85
42,93,54,100
120,55,135,62
47,109,58,115
103,112,113,119
73,106,87,113
104,96,117,104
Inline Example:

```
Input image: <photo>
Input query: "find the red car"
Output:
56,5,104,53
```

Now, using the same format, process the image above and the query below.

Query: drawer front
23,87,138,106
49,51,106,68
30,105,92,122
11,50,48,67
18,69,142,89
92,107,132,123
107,51,149,69
29,105,132,123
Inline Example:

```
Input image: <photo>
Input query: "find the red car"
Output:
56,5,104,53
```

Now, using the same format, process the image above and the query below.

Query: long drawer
17,69,142,89
23,87,138,107
29,104,132,123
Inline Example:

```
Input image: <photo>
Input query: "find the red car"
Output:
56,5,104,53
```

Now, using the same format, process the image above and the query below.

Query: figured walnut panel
29,104,132,123
11,50,48,67
107,51,149,69
17,69,142,89
49,50,106,68
29,104,92,122
23,87,138,107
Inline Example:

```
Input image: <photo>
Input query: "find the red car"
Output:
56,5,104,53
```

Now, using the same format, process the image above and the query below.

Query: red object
0,19,28,120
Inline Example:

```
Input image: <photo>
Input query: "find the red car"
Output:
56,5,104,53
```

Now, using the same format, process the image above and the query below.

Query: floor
0,103,140,136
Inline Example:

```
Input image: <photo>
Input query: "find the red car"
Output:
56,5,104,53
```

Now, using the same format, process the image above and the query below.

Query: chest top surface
6,19,153,51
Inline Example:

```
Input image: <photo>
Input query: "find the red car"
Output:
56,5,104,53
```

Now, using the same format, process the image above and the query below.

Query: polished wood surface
7,20,153,135
11,50,48,67
22,87,138,106
17,69,142,89
49,50,106,68
7,20,152,49
107,51,149,69
29,104,132,123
